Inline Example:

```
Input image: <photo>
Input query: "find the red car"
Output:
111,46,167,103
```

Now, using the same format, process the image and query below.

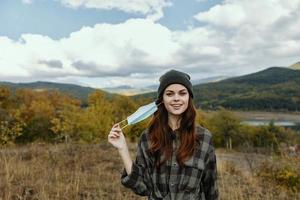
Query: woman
108,70,219,200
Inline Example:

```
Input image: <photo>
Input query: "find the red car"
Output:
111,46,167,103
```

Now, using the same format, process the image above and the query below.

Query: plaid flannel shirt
121,125,219,200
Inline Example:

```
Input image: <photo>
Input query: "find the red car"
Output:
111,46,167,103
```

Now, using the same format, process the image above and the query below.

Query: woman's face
163,84,189,116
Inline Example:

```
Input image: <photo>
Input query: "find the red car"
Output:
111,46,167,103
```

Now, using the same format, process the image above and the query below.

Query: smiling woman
163,84,189,117
108,69,219,200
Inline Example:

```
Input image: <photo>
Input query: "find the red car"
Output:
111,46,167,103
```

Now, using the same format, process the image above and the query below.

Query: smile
171,104,182,109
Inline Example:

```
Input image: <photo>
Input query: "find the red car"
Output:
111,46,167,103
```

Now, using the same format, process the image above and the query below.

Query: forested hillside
193,67,300,111
135,67,300,111
0,81,99,105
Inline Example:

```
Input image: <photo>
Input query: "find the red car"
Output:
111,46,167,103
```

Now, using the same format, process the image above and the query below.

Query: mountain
134,67,300,111
2,66,299,111
102,76,230,96
102,85,156,96
289,61,300,70
191,75,229,85
0,81,102,103
194,67,300,111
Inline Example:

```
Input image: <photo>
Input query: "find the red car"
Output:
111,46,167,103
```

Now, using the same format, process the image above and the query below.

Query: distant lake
242,120,300,131
242,120,296,126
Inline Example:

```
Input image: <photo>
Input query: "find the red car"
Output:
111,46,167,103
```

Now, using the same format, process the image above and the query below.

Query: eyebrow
165,89,188,92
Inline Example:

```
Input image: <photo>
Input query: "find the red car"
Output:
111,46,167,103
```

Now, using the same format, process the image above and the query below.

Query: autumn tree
50,99,81,142
0,115,25,145
111,95,137,123
0,87,25,144
14,89,81,142
0,86,11,109
77,90,114,141
207,108,241,149
196,109,209,127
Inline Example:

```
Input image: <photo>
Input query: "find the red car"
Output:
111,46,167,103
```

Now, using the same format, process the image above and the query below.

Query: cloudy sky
0,0,300,88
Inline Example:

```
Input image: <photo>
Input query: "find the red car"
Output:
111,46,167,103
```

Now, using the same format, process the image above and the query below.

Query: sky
0,0,300,89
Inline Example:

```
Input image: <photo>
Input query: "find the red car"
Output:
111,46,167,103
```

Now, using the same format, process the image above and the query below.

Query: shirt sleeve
202,145,219,200
120,134,149,196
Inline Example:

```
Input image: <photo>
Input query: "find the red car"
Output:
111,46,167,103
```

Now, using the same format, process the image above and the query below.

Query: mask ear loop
116,119,127,130
121,123,129,130
156,102,163,106
119,100,164,130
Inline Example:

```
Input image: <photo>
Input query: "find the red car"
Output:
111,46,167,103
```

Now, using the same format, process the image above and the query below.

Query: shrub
257,157,300,192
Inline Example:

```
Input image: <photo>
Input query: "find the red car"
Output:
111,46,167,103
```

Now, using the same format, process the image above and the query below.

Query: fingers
111,123,122,132
111,123,121,131
108,131,120,139
108,123,124,142
113,123,121,128
108,124,122,139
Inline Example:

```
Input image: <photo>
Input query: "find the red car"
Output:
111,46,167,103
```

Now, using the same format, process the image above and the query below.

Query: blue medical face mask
119,101,161,129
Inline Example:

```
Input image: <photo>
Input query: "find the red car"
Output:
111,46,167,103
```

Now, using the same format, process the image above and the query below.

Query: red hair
148,97,197,167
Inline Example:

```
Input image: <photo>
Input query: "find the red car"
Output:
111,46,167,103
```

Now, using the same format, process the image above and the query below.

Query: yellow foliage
257,157,300,192
0,120,25,144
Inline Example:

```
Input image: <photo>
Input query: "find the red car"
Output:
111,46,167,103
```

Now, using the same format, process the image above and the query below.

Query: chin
169,110,185,116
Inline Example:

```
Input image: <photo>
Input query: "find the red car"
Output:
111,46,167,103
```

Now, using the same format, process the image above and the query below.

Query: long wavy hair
148,96,197,167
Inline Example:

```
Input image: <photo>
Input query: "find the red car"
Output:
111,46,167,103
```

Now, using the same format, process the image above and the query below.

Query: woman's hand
108,123,133,174
108,123,127,150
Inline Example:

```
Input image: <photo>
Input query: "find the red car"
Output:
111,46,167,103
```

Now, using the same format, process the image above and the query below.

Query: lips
171,104,182,109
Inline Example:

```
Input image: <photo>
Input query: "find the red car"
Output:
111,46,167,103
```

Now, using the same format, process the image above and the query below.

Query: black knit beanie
157,69,193,101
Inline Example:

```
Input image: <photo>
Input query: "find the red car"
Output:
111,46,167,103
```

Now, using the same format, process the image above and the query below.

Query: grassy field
0,143,299,200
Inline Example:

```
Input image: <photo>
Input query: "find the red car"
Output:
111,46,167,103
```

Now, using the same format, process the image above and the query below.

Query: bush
257,157,300,192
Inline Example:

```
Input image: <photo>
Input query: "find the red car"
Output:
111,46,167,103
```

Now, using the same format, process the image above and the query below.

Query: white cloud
58,0,172,21
22,0,33,4
1,0,300,88
0,17,250,86
195,4,246,27
60,19,180,75
0,19,180,82
192,0,300,72
195,0,299,28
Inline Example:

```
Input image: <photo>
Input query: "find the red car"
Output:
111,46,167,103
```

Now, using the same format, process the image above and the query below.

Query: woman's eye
166,93,173,96
180,92,187,95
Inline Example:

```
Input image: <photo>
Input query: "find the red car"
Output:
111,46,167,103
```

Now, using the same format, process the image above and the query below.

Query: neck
168,114,181,131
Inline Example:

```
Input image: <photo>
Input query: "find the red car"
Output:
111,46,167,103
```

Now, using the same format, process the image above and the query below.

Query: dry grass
0,143,144,200
0,143,299,200
217,150,300,200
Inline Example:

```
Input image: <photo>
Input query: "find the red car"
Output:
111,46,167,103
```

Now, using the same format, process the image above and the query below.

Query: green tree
0,86,11,109
207,108,241,149
196,109,208,127
82,90,114,141
0,109,25,145
50,102,81,142
15,89,81,142
111,95,137,123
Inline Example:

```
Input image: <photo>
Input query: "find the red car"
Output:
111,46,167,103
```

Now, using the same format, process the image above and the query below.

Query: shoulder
195,125,214,153
195,125,213,143
139,129,150,142
138,129,151,149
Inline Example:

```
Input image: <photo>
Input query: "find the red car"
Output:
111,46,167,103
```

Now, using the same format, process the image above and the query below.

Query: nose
173,93,180,101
